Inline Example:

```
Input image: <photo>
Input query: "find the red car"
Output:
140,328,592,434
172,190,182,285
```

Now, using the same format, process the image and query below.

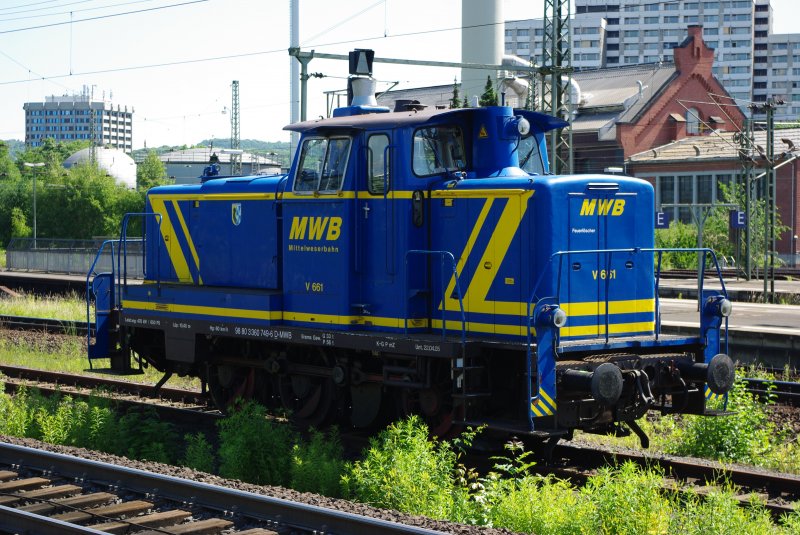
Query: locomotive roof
284,106,567,134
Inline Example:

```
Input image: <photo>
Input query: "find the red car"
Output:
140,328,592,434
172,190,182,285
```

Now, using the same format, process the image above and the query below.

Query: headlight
517,117,531,136
705,296,732,318
539,305,567,328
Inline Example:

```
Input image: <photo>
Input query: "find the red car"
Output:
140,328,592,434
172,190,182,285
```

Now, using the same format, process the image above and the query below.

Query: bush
667,379,774,464
582,462,671,534
342,415,465,520
182,432,215,473
217,401,296,486
291,428,344,497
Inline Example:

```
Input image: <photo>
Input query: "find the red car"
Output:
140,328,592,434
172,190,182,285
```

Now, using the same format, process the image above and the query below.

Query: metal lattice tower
735,118,756,281
540,0,573,175
231,80,242,176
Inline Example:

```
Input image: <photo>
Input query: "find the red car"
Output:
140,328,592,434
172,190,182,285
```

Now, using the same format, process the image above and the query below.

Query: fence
5,238,144,278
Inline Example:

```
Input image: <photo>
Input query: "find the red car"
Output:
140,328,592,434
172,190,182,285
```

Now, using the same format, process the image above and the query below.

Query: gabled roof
571,62,677,132
627,127,800,164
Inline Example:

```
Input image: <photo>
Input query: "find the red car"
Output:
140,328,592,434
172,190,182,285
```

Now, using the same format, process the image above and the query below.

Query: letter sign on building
655,211,671,229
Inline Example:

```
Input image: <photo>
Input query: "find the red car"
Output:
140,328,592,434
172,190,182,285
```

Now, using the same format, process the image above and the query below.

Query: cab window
367,134,390,195
294,136,352,193
518,135,546,175
412,126,465,177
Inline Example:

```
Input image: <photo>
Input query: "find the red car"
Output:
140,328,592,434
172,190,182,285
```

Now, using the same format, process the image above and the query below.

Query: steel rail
0,442,450,535
0,314,91,336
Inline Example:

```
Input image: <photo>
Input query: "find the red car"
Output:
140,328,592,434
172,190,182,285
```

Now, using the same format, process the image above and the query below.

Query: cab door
356,132,397,323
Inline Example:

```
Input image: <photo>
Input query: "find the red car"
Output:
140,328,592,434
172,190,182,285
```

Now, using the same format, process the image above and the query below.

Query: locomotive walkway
1,269,798,367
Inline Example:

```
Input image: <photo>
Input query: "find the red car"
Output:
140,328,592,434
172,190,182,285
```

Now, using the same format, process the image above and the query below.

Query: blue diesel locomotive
88,59,735,445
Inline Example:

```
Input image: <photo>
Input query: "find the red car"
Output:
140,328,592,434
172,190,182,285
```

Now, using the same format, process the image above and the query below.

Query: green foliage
462,96,470,108
137,150,169,191
654,220,702,269
9,207,30,238
667,378,775,464
478,76,497,107
675,485,776,534
217,401,296,485
291,428,344,496
0,384,35,436
108,407,178,463
181,432,216,473
342,415,464,520
0,139,146,245
449,78,461,109
583,462,671,534
0,141,21,181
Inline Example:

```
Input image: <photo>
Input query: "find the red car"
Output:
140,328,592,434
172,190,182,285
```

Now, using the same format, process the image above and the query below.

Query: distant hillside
196,139,291,152
132,139,292,166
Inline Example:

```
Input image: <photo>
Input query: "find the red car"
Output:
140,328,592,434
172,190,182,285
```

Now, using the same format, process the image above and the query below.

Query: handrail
527,247,728,344
120,213,162,291
85,239,119,362
403,249,466,345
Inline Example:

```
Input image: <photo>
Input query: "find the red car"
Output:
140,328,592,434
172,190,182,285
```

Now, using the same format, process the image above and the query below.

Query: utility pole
230,80,241,176
540,0,573,174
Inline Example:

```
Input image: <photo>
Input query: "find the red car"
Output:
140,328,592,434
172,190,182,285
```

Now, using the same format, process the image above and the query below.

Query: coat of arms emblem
231,203,242,226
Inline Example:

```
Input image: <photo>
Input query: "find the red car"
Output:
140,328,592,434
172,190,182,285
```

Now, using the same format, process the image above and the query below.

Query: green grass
0,291,91,321
0,248,6,269
0,334,200,391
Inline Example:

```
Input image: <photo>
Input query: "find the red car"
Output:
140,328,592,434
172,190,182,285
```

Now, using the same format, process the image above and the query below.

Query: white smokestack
461,0,503,105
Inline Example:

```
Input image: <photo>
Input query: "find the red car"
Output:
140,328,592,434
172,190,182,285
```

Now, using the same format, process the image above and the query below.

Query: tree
478,75,497,107
449,78,461,109
462,96,470,108
9,207,30,238
0,141,21,182
137,150,169,191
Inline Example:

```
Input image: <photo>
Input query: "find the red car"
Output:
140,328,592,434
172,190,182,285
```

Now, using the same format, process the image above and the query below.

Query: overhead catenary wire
0,0,207,34
0,0,161,23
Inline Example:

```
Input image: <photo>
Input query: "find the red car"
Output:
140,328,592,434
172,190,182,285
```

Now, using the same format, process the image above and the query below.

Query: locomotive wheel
207,364,274,411
399,383,463,438
397,358,466,438
279,350,336,428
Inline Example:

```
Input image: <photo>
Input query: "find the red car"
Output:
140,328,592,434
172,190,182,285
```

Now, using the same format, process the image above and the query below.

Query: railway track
548,442,800,518
0,313,91,336
0,441,451,535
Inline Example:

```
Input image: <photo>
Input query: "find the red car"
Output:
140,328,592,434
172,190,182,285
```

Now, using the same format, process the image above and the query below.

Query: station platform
658,275,800,304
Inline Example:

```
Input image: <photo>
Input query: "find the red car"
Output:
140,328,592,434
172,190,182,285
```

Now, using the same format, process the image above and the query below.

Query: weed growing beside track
0,291,89,321
582,375,800,474
2,383,800,534
0,330,200,390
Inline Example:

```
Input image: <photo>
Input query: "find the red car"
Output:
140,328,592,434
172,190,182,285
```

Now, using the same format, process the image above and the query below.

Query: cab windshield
294,136,352,192
412,126,466,177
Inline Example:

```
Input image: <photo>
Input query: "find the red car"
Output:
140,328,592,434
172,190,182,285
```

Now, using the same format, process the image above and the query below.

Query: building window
644,16,658,23
686,108,701,135
697,175,713,204
663,15,678,23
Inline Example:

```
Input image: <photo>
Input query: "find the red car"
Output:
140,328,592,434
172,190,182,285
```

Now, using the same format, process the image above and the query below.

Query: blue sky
0,0,794,148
